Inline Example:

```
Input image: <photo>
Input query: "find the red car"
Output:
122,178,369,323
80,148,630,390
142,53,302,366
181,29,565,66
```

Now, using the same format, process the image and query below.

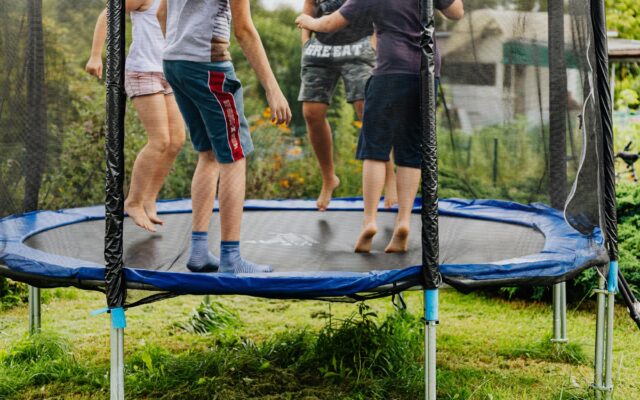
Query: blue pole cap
425,289,439,322
607,260,619,293
90,306,127,329
110,307,127,329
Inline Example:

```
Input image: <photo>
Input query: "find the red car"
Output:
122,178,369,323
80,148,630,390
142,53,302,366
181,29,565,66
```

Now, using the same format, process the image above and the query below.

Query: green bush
0,279,27,310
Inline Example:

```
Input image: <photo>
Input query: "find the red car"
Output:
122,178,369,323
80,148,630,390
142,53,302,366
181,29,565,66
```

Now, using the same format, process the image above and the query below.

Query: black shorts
356,74,439,168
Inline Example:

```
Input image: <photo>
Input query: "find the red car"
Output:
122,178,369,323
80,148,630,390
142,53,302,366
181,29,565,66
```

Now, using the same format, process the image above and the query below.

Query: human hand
295,14,316,31
85,57,103,78
266,89,292,126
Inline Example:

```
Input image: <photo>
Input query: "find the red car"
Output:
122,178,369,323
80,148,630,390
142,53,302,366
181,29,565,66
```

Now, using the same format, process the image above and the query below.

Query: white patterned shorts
125,71,173,98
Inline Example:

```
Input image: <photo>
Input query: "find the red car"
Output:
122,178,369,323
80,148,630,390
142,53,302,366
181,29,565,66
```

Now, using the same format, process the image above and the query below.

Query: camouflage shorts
298,36,375,104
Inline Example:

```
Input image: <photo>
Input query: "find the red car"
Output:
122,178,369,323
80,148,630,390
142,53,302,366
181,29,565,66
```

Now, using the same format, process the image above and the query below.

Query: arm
295,11,349,33
85,0,151,78
440,0,464,20
85,9,107,78
231,0,292,125
300,0,315,45
157,0,167,37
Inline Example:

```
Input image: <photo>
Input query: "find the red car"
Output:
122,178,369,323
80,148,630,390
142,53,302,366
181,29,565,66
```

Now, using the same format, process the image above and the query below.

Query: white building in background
438,10,584,133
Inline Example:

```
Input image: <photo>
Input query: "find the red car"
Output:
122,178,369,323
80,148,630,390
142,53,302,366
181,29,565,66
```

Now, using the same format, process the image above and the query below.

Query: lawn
1,288,638,399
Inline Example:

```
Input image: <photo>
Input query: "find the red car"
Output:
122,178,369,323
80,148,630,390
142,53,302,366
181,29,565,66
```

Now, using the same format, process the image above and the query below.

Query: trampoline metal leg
110,328,125,400
604,290,615,400
604,260,618,400
560,282,567,340
204,295,211,305
426,321,437,400
552,282,568,343
424,289,438,400
594,276,606,400
28,286,41,335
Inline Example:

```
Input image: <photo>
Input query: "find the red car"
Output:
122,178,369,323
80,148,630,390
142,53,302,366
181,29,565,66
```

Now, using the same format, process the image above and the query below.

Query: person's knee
198,150,217,163
303,104,327,126
168,133,186,156
148,133,171,154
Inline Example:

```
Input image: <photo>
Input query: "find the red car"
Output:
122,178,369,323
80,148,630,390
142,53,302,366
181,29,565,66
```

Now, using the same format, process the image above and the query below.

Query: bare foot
385,225,410,253
144,202,164,225
317,176,340,211
384,189,398,209
355,223,377,253
125,200,156,232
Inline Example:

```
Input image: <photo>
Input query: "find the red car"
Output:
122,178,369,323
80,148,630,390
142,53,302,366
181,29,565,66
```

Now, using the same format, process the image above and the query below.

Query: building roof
608,37,640,62
440,10,640,63
440,10,574,57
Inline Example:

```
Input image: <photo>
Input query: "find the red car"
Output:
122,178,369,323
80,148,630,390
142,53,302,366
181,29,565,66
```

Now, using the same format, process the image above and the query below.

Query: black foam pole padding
548,0,567,210
419,0,442,289
589,0,617,261
104,0,127,309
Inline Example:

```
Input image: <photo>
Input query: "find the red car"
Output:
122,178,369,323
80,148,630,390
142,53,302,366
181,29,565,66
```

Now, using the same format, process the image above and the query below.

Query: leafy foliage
605,0,640,39
176,300,242,336
606,0,640,112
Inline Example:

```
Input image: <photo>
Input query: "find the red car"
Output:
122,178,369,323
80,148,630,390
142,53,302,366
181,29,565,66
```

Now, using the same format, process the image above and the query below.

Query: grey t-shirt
339,0,454,76
163,0,232,62
314,0,373,46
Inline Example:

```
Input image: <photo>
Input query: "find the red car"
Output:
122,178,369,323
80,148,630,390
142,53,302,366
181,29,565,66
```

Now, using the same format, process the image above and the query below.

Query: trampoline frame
0,198,608,298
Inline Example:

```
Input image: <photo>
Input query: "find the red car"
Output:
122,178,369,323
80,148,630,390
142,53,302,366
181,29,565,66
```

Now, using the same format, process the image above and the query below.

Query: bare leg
303,102,340,211
191,151,220,233
355,159,386,253
353,100,397,209
125,94,172,232
218,158,246,241
143,94,186,225
216,158,271,273
385,166,421,253
384,155,398,208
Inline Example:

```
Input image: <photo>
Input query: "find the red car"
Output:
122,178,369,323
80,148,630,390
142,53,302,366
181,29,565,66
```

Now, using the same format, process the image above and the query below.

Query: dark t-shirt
314,0,373,46
339,0,454,76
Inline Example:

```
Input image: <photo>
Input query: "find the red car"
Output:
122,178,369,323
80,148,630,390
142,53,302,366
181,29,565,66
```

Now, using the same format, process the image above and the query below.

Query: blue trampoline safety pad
0,198,607,298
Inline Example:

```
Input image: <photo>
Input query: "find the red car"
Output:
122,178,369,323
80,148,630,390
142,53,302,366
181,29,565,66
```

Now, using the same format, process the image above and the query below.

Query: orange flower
277,123,291,133
262,107,272,119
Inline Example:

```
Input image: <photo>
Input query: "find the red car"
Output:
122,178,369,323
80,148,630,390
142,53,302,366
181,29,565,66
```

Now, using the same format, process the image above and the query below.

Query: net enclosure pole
419,0,441,399
590,0,617,397
25,0,47,337
548,0,568,345
105,0,127,399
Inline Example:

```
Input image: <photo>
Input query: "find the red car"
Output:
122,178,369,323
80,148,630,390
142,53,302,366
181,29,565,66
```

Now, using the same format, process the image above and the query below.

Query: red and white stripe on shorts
207,71,245,162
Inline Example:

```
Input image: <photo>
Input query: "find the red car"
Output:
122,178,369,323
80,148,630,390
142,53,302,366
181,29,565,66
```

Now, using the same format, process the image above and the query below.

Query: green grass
0,289,639,399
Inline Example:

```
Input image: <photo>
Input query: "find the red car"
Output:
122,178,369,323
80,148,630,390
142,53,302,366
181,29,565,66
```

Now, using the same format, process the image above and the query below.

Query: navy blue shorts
163,60,253,163
356,74,439,169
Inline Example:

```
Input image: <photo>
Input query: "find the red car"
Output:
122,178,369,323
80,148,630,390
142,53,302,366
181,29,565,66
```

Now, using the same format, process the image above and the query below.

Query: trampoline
3,0,638,398
0,198,607,298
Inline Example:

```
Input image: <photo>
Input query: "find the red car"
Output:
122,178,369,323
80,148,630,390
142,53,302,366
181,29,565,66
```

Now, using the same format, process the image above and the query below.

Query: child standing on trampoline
296,0,464,253
86,0,186,233
158,0,291,273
